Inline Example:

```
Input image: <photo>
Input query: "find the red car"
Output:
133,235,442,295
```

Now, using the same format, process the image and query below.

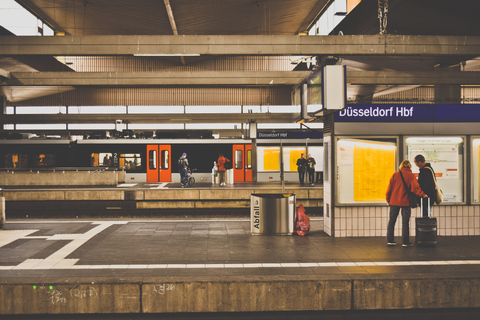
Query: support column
249,122,257,184
0,189,5,230
435,64,461,104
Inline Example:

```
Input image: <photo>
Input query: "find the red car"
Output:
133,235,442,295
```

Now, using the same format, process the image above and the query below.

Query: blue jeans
180,168,187,185
387,205,411,244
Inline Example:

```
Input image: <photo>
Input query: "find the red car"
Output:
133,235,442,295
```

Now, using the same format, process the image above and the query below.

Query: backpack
224,159,232,170
295,203,310,236
178,157,184,169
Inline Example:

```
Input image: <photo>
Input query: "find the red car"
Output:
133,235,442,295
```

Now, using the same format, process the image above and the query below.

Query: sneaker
387,242,396,246
402,243,413,247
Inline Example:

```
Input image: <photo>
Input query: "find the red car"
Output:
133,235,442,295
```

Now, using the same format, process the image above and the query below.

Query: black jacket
296,158,307,172
418,163,437,201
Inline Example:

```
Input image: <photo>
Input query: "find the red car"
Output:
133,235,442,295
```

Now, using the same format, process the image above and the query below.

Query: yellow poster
290,149,305,171
264,148,280,171
353,142,395,201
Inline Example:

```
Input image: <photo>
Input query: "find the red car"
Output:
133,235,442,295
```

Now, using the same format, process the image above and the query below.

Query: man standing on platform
178,153,189,187
306,153,316,185
296,153,307,185
414,154,437,217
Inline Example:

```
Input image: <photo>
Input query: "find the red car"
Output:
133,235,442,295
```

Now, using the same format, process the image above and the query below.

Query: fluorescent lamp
133,54,200,57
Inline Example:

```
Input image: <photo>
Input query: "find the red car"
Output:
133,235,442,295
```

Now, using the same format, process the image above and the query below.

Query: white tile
299,263,319,267
373,262,394,266
0,266,14,270
355,262,376,266
166,264,186,268
336,262,357,267
88,265,111,269
185,264,206,268
108,264,130,269
204,264,225,268
261,263,282,268
243,263,262,268
147,264,168,269
318,262,338,267
224,264,244,268
464,260,480,265
445,260,466,265
128,264,148,269
51,259,79,269
428,261,450,265
280,263,301,267
410,261,431,265
391,261,412,266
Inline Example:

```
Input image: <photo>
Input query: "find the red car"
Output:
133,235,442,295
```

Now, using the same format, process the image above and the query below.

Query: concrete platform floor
2,217,480,314
1,217,480,278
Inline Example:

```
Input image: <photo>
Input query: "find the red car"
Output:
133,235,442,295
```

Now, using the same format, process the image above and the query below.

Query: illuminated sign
335,104,480,123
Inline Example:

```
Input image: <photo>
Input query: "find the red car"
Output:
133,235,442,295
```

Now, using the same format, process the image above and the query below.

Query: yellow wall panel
353,144,395,201
290,149,305,171
264,148,280,171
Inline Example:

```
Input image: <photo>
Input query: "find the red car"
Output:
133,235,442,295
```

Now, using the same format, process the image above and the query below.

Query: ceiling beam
8,70,480,87
0,113,297,124
1,35,479,56
347,71,480,85
8,71,311,86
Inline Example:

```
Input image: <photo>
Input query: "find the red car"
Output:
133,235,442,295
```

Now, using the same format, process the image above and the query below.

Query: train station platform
1,182,323,217
1,217,480,315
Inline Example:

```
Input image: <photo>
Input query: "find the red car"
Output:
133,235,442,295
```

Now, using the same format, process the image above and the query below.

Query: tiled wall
334,205,480,237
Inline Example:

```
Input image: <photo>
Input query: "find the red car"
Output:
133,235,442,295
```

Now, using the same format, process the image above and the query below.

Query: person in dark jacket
386,160,427,247
296,153,307,185
178,153,189,187
414,154,437,217
306,154,316,185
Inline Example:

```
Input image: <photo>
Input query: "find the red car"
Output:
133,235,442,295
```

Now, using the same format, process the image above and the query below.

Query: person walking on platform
306,154,316,185
178,153,189,187
216,154,230,186
386,160,427,247
296,153,307,185
414,154,437,217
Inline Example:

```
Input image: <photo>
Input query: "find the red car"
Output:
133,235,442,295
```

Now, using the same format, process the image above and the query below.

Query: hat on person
182,153,187,156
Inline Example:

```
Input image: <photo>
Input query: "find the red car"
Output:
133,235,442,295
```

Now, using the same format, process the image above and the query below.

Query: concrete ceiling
1,0,479,133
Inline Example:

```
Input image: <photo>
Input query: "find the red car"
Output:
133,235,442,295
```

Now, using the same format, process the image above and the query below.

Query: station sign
257,131,323,139
335,104,480,123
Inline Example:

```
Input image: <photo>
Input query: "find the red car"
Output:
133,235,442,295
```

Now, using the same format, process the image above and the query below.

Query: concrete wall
1,277,480,314
0,171,122,186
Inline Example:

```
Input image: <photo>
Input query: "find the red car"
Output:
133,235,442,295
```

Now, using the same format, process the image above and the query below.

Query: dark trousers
308,169,315,184
387,205,412,244
298,170,305,184
180,168,187,185
421,197,433,217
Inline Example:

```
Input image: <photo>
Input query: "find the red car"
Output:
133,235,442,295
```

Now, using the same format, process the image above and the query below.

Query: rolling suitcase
415,198,437,247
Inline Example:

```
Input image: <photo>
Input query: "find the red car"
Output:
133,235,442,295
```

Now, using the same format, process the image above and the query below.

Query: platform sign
335,104,480,123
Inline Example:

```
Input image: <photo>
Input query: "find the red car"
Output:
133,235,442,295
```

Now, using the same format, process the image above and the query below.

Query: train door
233,144,252,182
147,145,171,182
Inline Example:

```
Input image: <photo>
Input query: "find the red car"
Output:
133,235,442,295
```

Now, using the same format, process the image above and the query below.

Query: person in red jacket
386,159,427,247
216,154,231,186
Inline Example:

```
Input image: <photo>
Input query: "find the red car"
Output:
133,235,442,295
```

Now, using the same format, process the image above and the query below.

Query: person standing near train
306,153,316,185
178,153,189,187
216,154,231,186
296,153,307,185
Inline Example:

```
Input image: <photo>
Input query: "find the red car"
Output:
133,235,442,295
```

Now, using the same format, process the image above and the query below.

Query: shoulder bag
427,167,443,204
399,170,418,208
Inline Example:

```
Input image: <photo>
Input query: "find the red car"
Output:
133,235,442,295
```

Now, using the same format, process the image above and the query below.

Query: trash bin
251,193,296,235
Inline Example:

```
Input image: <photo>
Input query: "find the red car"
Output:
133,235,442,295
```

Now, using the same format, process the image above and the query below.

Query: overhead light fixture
133,54,200,57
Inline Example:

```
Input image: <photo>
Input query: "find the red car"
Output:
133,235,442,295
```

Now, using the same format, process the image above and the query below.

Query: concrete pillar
435,64,461,104
0,189,5,230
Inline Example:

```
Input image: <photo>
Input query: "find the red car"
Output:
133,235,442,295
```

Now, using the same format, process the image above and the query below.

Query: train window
34,154,55,167
149,150,157,170
247,150,252,169
5,153,28,169
282,147,306,172
235,150,243,169
257,147,280,171
120,153,142,171
91,153,113,167
161,150,169,170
